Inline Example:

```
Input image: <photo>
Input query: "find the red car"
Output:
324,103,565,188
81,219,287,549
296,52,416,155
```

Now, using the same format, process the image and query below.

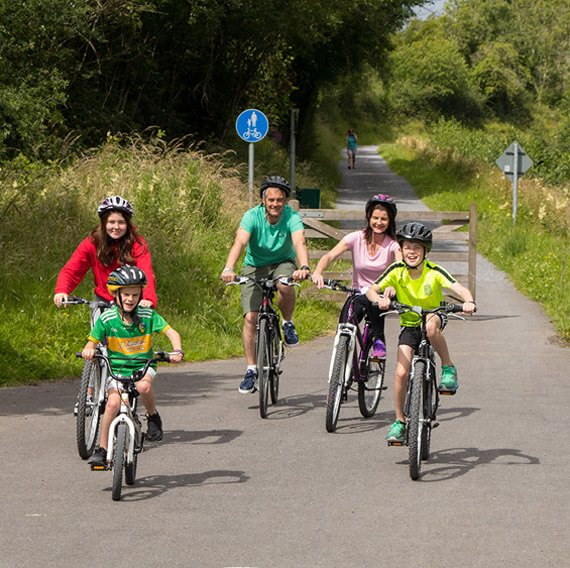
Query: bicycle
227,275,299,418
62,296,111,459
76,350,172,501
386,301,465,481
323,279,387,433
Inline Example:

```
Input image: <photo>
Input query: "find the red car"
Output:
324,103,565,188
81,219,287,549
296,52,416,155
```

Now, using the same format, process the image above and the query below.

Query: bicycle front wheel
270,327,282,404
358,351,386,418
76,359,102,459
257,318,271,419
325,335,350,433
112,423,127,501
408,361,425,481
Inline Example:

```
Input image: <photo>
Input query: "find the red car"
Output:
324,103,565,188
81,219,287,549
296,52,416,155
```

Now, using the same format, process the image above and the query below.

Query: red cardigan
54,236,158,307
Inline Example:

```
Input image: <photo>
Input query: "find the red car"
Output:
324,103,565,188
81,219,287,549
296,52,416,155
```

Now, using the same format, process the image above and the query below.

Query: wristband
300,265,310,271
173,349,184,357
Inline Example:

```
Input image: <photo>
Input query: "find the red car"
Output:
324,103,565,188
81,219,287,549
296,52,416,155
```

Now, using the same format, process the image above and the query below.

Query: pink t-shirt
343,231,400,289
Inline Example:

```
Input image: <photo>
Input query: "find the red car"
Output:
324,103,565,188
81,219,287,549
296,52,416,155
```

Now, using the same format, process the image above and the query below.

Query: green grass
0,135,339,386
379,140,570,341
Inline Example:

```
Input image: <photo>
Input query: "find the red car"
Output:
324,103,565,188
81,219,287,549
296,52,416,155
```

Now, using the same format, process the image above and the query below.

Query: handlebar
62,296,111,309
322,278,361,295
389,301,468,317
75,351,174,382
226,275,301,288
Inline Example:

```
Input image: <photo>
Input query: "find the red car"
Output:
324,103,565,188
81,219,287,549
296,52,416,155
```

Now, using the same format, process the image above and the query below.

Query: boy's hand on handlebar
461,300,477,315
169,349,184,363
82,347,96,360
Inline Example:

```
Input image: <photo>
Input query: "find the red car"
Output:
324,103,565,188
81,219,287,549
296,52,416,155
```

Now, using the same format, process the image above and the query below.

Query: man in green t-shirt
220,176,310,394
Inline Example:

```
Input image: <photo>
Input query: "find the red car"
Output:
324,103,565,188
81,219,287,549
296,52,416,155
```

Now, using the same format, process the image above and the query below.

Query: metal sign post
495,141,533,224
235,108,269,207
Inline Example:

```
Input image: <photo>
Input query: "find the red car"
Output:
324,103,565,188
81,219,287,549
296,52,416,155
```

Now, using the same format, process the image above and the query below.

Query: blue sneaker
239,369,257,393
283,321,299,347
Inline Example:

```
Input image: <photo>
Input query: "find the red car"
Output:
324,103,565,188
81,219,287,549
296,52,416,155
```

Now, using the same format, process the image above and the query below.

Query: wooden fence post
469,203,477,300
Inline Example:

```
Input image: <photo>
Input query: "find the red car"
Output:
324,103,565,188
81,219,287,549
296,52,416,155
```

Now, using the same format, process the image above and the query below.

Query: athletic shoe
87,446,107,466
439,365,458,392
239,369,257,394
146,412,163,442
371,339,386,359
283,321,299,347
385,420,406,443
73,394,94,417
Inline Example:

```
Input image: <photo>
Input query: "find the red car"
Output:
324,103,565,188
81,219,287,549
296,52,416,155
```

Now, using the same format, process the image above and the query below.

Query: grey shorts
240,260,296,315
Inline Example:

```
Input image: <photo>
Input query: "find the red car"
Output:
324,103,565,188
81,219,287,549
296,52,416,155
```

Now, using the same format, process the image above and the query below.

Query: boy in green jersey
367,222,476,443
82,265,183,466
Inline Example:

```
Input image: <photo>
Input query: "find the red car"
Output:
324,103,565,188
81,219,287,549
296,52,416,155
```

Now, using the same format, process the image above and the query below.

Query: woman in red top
54,195,157,308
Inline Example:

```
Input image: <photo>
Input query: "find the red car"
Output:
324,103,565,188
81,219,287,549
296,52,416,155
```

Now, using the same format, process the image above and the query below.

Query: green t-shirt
88,305,171,375
240,204,304,267
375,260,457,327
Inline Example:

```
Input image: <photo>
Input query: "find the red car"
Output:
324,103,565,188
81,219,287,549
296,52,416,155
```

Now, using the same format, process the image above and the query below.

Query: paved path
1,147,569,568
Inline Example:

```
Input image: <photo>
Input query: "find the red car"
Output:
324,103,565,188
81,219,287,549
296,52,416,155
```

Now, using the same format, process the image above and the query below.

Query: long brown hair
363,204,397,244
90,211,142,266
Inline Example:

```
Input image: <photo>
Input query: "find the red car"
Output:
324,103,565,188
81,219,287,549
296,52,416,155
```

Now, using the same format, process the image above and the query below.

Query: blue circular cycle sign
235,108,269,143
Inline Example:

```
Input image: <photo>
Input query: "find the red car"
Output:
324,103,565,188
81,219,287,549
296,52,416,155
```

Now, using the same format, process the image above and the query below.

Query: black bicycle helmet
397,222,433,252
98,195,134,219
107,265,147,293
365,194,397,218
259,175,291,198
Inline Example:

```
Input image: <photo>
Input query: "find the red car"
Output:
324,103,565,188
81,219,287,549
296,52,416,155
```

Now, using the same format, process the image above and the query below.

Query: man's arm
291,229,310,280
220,227,251,283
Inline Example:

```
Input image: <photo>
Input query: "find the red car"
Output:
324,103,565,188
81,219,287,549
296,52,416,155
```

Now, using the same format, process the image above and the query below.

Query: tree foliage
0,0,419,159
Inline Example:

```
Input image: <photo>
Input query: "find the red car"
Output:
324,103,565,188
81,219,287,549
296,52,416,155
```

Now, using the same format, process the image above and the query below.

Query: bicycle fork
328,323,357,388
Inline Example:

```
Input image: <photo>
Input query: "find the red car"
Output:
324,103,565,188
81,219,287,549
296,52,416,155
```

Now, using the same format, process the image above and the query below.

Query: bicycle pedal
438,389,456,396
432,422,440,429
90,464,108,472
386,440,404,447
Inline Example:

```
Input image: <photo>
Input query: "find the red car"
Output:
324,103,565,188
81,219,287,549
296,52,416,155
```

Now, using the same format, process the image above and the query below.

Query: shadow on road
106,469,250,502
398,446,540,482
160,428,243,446
248,392,326,419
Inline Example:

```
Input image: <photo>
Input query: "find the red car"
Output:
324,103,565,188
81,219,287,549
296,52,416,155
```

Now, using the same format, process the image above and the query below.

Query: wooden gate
290,201,477,301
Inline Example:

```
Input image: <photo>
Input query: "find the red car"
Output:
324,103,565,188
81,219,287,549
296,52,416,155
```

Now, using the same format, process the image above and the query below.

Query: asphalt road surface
1,147,569,567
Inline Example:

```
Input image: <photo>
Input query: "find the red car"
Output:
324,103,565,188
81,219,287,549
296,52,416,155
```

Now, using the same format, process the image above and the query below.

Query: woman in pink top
311,194,401,357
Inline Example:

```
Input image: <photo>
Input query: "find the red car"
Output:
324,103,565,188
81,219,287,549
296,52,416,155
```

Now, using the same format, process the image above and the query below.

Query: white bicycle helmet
97,195,134,219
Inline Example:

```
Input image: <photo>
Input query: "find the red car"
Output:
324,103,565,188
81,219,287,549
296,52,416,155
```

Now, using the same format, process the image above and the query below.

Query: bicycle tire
270,325,281,404
76,359,102,459
421,364,437,461
112,423,127,501
358,350,385,418
125,452,137,486
325,335,350,433
257,318,271,418
408,361,425,481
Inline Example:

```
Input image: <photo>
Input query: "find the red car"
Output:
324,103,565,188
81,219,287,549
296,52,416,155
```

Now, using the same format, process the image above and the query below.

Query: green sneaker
439,365,458,392
385,420,406,443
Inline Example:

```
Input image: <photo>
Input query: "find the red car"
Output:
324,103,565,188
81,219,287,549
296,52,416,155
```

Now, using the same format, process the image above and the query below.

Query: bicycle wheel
270,326,282,404
112,423,127,501
325,335,350,433
421,365,437,461
408,361,425,481
358,349,386,418
125,452,138,486
76,359,102,459
257,318,271,419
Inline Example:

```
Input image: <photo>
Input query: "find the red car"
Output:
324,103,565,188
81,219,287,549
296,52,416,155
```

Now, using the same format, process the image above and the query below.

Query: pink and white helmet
97,195,134,219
